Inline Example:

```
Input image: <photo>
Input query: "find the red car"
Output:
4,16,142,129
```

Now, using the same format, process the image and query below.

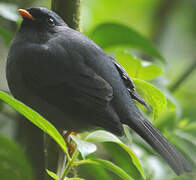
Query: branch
42,1,82,179
169,60,196,92
51,0,81,30
149,1,196,92
151,0,177,45
141,0,177,61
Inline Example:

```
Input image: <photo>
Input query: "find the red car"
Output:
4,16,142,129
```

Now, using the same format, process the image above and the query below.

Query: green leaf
139,63,163,81
0,3,19,21
103,143,143,180
161,89,178,113
94,159,134,180
77,159,134,180
86,130,145,179
89,22,165,63
68,178,85,180
167,98,177,112
171,133,196,165
183,122,196,136
86,130,121,143
0,135,34,180
123,124,132,146
77,154,113,180
116,52,163,81
0,26,13,46
46,169,59,180
132,78,167,120
175,130,196,147
0,91,68,156
70,135,97,159
178,119,189,129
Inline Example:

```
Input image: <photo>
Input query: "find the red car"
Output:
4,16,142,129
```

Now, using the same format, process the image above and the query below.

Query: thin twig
61,150,80,180
169,60,196,92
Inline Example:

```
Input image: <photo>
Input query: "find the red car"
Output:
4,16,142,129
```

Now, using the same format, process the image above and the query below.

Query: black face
21,7,66,32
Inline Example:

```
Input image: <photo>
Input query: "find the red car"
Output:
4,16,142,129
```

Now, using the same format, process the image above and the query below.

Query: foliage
0,2,19,21
0,0,195,180
89,22,165,63
0,135,34,180
0,91,142,180
0,43,187,179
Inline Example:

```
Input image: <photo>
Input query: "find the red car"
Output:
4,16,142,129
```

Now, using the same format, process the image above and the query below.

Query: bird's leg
63,131,77,155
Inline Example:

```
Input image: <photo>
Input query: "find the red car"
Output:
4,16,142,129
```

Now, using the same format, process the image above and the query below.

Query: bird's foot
63,131,77,156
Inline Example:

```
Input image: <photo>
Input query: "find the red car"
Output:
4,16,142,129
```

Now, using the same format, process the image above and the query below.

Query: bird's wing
111,57,151,111
21,44,113,108
19,43,124,135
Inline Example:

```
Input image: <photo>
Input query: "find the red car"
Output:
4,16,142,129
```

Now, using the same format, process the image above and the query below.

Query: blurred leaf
104,143,144,180
172,134,196,166
175,130,196,147
68,178,85,180
155,113,178,132
162,89,179,113
16,18,23,30
185,122,196,130
0,91,68,156
77,156,113,180
183,122,196,136
0,26,13,46
46,169,59,180
78,158,134,180
123,124,132,145
93,158,134,180
132,78,167,120
0,3,19,22
167,98,177,112
178,119,189,129
0,135,34,180
0,101,3,111
89,22,165,63
139,63,163,81
70,135,97,159
116,52,163,81
86,130,145,179
86,130,121,143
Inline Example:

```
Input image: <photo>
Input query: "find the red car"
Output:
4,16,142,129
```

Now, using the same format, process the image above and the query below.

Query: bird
6,7,192,176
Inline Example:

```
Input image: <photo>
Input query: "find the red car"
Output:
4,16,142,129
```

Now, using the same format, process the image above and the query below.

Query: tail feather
128,115,192,175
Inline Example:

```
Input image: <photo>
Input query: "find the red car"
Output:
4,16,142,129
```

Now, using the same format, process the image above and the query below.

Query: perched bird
6,7,191,175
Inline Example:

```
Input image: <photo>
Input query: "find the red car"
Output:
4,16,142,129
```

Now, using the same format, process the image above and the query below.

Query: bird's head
18,7,66,38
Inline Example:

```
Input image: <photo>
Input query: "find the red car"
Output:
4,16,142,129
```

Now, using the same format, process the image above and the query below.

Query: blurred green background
0,0,195,180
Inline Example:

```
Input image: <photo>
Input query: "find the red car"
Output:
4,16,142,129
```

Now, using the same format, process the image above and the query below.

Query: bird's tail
127,114,192,175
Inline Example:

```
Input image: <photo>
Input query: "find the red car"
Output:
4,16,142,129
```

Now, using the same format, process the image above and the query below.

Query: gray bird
6,7,192,175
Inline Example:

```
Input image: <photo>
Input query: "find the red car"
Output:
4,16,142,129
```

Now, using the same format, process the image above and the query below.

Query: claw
63,131,77,155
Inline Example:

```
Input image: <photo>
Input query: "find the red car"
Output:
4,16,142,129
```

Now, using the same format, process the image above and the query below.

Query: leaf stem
73,159,99,166
61,150,80,180
64,150,71,163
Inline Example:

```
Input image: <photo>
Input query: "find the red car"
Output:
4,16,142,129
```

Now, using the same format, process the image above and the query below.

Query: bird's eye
48,17,55,26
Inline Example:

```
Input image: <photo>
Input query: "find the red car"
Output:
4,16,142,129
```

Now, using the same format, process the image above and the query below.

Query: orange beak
18,9,34,20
